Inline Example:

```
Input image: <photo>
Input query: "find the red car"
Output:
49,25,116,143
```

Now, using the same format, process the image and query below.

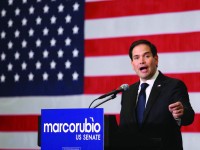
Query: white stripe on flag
0,132,39,149
85,52,200,76
182,133,200,150
0,93,199,114
0,95,121,114
85,10,200,39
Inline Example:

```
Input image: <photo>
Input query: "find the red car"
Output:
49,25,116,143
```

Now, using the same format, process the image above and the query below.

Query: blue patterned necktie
136,83,149,127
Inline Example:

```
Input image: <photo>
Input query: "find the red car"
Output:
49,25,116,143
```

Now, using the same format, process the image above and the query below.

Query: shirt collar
140,69,159,86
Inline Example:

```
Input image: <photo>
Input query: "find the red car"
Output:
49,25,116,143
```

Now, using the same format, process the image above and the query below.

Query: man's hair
129,39,157,60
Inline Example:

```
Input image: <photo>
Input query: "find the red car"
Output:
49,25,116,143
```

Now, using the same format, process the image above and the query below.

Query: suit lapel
129,82,139,122
143,72,166,123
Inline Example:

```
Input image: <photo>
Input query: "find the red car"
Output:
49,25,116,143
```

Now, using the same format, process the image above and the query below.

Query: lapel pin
157,84,161,87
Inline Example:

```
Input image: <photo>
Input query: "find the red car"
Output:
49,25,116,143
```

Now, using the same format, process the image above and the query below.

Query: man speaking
118,39,194,150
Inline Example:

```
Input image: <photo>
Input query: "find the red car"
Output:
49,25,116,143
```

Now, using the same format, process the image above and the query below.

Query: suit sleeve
172,80,195,126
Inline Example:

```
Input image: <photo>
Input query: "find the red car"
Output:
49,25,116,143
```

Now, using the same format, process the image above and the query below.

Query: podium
38,108,119,149
38,109,162,149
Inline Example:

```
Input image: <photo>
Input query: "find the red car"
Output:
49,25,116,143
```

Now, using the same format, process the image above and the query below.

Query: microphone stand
90,94,117,108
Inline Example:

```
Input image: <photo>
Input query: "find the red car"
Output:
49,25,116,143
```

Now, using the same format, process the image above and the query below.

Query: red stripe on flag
84,75,139,94
181,113,200,132
0,114,199,132
168,73,200,92
0,115,39,132
85,32,200,57
84,73,200,94
85,0,200,19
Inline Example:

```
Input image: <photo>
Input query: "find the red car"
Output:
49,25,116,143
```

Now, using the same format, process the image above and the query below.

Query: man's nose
139,57,145,64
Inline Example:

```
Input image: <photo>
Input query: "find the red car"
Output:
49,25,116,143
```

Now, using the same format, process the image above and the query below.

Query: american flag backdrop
0,0,200,149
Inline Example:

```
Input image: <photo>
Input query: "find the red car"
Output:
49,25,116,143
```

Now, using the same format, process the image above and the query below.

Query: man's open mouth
140,66,148,71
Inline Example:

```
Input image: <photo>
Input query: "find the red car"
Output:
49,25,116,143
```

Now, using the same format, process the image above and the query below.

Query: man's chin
139,74,150,81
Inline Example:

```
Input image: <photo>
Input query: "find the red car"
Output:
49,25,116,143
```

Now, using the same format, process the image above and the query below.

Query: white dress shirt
137,69,159,107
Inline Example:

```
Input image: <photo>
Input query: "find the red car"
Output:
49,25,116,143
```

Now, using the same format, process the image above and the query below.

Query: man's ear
131,60,135,70
154,55,159,67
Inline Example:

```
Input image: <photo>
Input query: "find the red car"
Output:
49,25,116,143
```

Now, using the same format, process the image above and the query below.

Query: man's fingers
173,109,183,114
169,101,184,117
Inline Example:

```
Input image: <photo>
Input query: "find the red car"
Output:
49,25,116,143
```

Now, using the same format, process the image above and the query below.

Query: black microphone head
120,84,129,91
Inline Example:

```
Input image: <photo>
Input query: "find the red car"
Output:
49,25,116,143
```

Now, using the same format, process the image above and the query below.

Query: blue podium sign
41,108,104,150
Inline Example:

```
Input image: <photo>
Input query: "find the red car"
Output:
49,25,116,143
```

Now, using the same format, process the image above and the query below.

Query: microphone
97,84,129,99
89,84,129,108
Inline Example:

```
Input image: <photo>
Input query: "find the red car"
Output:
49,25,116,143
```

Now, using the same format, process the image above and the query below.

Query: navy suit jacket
118,71,194,150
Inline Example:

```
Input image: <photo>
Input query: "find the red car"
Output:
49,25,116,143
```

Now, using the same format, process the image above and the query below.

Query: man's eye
145,55,150,58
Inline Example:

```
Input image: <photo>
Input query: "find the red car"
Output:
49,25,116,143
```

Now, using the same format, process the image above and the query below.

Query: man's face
131,44,158,81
